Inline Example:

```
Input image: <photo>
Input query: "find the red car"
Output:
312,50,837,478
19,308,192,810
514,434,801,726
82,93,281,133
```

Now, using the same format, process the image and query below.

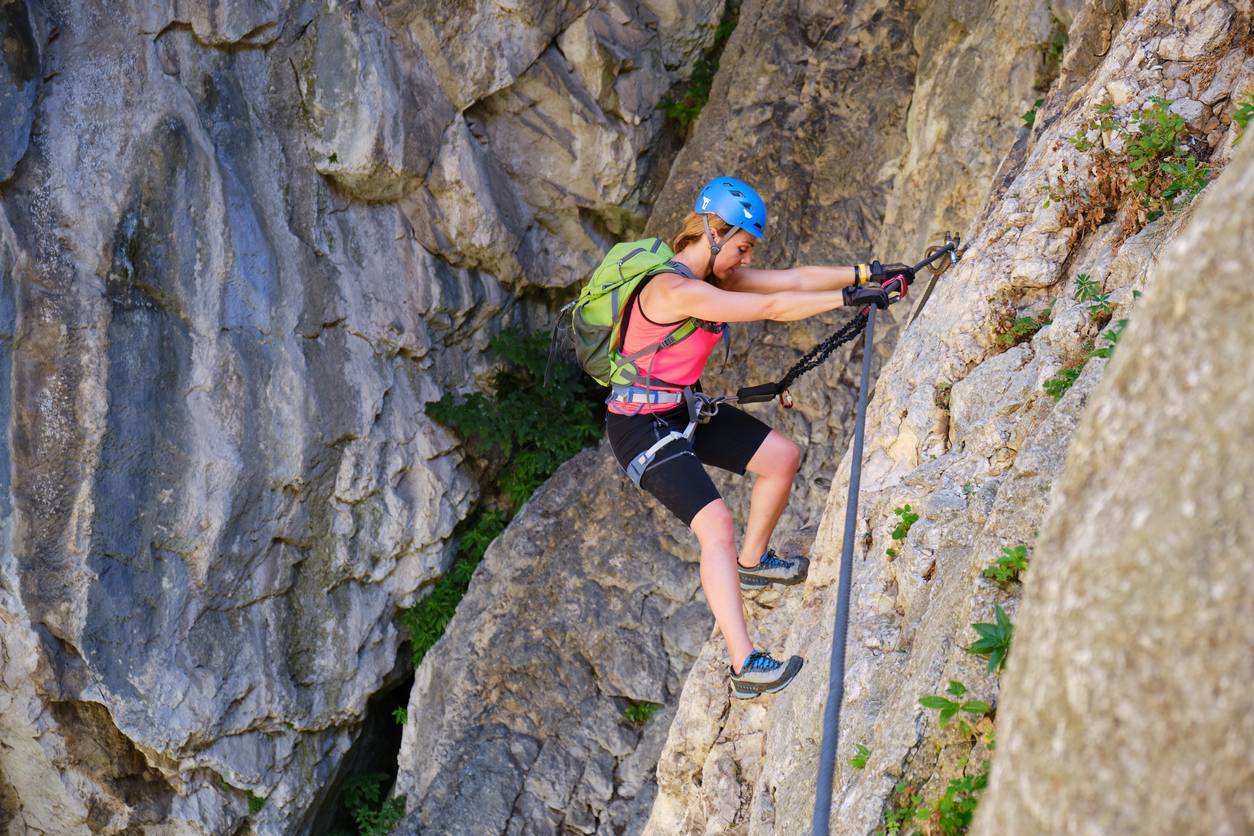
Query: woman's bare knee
691,500,735,549
747,431,801,478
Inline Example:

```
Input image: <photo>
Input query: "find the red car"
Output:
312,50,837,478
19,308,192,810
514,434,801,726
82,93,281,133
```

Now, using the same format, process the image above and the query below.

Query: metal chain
775,311,869,392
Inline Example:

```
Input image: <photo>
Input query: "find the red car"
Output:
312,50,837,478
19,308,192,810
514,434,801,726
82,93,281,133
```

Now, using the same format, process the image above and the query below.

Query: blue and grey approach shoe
730,650,804,699
738,548,810,590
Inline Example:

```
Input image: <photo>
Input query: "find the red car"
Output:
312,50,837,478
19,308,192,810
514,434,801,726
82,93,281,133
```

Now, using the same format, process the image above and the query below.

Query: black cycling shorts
606,401,773,526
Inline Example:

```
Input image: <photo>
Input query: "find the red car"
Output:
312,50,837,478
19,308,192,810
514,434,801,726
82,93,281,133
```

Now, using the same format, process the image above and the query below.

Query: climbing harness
811,235,963,836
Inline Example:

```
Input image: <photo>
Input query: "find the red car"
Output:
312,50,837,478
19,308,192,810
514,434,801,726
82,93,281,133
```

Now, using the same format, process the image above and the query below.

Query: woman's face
713,229,756,279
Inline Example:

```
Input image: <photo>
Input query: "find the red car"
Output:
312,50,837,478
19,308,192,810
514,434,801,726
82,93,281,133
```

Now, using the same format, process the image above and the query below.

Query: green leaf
919,695,953,710
946,680,967,697
962,700,991,715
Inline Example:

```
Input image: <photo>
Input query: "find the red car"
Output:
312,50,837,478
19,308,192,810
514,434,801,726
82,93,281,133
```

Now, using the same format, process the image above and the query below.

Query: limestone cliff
0,0,722,832
644,1,1250,833
390,1,1053,831
973,137,1254,836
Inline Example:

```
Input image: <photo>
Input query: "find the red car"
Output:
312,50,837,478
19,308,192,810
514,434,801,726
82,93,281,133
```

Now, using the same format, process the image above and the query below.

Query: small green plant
919,681,991,737
659,15,737,131
997,306,1052,348
248,793,266,815
1021,98,1044,129
1043,364,1082,401
881,781,927,835
392,707,408,726
966,605,1014,673
849,743,871,770
399,509,506,667
1073,273,1113,323
1234,95,1254,143
891,504,920,541
926,763,991,835
1088,318,1128,360
983,545,1029,583
621,699,661,727
342,773,406,836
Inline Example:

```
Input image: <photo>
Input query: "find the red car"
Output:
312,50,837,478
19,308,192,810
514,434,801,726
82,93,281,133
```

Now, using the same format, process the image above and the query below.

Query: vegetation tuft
850,743,871,770
659,13,738,133
334,773,406,836
1234,95,1254,143
996,305,1052,348
399,510,505,667
621,699,662,727
885,504,920,559
426,329,603,510
1058,97,1212,236
919,681,991,738
1021,98,1045,130
983,545,1029,584
403,328,604,666
966,605,1014,673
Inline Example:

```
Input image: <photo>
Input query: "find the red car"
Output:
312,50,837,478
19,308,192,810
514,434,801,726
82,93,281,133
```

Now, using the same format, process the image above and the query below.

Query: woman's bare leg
690,498,754,671
739,430,801,566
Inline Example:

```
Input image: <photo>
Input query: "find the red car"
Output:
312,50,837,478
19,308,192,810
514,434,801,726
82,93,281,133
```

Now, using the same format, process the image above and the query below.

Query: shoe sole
731,657,804,699
738,570,809,590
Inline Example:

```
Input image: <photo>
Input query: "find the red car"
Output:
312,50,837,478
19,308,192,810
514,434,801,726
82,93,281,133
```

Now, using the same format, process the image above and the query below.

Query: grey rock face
0,0,720,831
644,1,1251,833
973,140,1254,836
392,444,710,835
0,0,40,183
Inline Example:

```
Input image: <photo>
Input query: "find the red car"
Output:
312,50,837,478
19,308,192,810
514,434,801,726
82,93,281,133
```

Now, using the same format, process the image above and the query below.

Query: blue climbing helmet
694,176,767,238
693,177,766,275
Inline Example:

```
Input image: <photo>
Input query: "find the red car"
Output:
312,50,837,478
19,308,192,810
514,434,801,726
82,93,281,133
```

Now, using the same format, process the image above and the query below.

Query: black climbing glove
872,260,916,286
843,284,891,309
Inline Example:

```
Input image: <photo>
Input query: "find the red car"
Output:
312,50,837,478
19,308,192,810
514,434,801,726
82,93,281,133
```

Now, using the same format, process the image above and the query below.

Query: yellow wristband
855,264,869,285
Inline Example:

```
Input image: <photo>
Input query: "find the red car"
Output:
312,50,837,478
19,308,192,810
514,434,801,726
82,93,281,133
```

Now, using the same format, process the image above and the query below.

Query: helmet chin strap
701,214,740,279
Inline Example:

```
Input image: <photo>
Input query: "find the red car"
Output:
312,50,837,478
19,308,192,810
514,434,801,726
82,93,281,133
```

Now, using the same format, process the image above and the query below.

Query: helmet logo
701,197,710,210
743,208,753,219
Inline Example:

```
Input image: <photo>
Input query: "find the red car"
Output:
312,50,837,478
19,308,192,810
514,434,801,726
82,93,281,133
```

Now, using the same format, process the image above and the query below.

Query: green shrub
1234,95,1254,143
426,329,602,510
399,510,506,667
966,605,1014,673
849,743,871,770
621,699,661,727
392,707,407,726
340,773,405,836
927,763,991,835
1021,98,1045,129
1088,318,1128,360
997,306,1052,347
1043,364,1082,401
659,15,737,131
983,545,1029,583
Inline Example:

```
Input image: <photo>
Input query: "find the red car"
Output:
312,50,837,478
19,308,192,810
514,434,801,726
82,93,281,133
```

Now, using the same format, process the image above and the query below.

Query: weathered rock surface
973,138,1254,836
643,1,1250,833
0,0,722,832
393,445,710,835
397,1,1064,831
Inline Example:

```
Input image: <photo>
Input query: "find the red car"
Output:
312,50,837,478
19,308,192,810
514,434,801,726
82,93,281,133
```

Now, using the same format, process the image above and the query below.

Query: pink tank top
607,286,725,416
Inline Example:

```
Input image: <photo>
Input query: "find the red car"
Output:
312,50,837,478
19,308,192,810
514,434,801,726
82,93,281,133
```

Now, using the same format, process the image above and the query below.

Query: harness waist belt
609,385,685,405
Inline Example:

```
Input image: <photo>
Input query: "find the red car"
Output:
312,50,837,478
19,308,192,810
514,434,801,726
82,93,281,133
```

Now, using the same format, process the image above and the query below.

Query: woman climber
605,176,912,699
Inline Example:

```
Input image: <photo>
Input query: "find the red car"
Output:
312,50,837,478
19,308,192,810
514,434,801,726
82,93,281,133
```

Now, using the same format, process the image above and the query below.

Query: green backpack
567,237,706,388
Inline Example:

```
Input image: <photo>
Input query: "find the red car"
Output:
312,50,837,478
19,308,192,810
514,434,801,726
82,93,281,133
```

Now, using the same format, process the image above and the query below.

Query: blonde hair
670,212,736,254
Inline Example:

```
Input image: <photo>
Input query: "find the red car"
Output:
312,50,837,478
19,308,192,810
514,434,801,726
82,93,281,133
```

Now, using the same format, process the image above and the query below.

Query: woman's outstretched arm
722,265,858,293
642,273,851,323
